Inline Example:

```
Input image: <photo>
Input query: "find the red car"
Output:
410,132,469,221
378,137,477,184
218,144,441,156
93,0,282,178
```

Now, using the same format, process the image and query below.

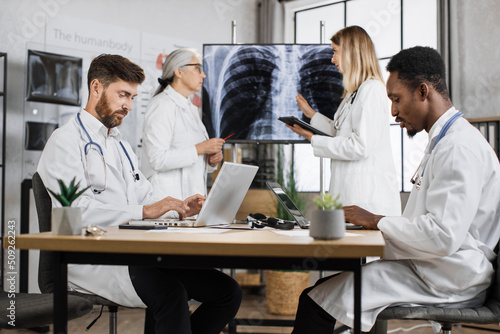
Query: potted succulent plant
48,177,89,235
310,193,345,240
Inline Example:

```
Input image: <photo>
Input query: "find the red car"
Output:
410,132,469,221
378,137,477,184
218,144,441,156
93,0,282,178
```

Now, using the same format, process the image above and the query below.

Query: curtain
258,0,285,43
447,0,500,118
437,0,451,99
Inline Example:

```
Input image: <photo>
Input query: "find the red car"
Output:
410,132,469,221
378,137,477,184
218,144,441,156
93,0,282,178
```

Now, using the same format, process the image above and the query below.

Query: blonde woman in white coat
142,48,224,202
287,26,400,216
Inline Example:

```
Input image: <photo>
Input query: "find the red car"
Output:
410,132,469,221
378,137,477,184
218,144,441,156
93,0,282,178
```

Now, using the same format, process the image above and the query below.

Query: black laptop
266,181,310,229
266,181,362,230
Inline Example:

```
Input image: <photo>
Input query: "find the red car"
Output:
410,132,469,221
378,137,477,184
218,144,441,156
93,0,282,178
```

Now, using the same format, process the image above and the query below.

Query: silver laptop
129,162,258,227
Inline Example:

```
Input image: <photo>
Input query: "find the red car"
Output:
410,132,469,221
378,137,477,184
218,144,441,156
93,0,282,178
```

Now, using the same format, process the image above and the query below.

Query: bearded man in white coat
37,54,241,334
292,46,500,333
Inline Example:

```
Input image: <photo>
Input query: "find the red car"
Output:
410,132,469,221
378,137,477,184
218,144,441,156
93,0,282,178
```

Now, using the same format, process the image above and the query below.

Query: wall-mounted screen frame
26,50,82,106
202,44,343,143
24,121,58,151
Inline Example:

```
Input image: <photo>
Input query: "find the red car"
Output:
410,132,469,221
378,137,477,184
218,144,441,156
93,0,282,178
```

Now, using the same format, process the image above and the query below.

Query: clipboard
278,116,332,137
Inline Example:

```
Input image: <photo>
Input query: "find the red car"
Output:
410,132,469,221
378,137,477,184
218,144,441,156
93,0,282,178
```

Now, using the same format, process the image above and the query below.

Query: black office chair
373,249,500,334
0,287,92,330
32,172,154,334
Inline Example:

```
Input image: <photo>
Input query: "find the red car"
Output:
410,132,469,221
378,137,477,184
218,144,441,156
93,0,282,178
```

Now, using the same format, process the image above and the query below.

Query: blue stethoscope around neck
77,113,139,194
410,111,463,189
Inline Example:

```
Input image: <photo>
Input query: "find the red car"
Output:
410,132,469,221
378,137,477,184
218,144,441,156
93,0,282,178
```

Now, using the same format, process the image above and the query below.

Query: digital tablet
278,116,332,137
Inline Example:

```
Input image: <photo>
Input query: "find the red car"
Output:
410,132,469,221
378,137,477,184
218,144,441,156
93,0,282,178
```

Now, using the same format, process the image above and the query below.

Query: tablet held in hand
278,116,332,137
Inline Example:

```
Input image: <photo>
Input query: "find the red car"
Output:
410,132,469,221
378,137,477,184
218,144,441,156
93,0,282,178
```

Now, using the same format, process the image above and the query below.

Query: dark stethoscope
334,90,358,130
246,213,295,230
77,113,139,194
410,111,463,189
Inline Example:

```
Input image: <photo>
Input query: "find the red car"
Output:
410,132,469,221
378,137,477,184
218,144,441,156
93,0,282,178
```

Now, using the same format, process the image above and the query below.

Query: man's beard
407,129,417,138
397,117,417,138
95,92,126,128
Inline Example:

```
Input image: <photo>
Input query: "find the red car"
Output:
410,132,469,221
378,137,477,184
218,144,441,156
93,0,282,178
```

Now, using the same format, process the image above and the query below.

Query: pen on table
223,133,235,140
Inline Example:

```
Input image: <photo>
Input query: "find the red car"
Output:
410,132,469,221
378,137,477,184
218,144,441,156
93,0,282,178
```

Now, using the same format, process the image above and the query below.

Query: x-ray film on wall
26,50,82,106
202,44,343,143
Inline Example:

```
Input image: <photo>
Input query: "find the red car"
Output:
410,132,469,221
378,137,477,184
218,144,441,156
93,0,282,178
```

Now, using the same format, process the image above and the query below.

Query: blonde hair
331,26,384,96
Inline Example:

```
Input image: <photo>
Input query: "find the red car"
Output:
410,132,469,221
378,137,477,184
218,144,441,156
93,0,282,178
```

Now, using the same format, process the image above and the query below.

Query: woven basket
264,270,311,315
234,272,261,286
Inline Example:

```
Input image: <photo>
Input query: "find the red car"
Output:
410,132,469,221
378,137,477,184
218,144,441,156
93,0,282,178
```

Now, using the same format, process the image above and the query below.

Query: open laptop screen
266,181,310,229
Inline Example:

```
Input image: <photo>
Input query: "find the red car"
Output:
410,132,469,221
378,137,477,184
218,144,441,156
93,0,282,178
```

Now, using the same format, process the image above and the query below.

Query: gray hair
154,48,201,96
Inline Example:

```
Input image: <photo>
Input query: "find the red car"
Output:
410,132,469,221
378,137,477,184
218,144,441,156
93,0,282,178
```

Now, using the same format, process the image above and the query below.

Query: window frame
283,0,437,193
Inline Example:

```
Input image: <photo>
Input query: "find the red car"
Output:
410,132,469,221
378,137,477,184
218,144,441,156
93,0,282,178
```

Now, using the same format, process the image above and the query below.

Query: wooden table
12,227,385,334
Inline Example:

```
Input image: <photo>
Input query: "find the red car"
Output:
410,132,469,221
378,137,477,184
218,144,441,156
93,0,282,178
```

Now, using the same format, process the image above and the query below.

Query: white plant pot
309,209,345,240
52,207,82,235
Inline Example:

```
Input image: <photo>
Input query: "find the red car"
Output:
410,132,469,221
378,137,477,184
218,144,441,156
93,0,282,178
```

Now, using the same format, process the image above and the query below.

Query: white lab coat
309,108,500,332
37,110,158,307
141,85,216,200
310,79,401,215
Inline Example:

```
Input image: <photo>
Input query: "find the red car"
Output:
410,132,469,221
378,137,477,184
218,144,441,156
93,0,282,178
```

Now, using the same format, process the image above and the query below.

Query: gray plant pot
52,207,82,235
309,209,345,240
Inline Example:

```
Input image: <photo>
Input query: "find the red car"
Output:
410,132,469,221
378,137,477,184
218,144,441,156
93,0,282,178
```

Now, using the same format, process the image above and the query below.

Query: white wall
0,0,260,290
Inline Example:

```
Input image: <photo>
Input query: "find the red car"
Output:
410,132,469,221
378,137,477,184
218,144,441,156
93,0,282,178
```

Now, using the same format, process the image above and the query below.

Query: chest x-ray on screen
202,44,343,143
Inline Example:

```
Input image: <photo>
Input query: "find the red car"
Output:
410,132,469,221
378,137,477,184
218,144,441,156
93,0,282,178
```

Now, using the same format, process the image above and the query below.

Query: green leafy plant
313,193,342,210
48,177,89,207
271,145,308,274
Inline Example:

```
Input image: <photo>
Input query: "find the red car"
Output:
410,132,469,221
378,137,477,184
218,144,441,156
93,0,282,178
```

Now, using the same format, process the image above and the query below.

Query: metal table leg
353,261,362,334
53,252,68,334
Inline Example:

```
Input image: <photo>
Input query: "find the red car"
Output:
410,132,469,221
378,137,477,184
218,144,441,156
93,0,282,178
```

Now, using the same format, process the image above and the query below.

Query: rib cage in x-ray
202,44,343,142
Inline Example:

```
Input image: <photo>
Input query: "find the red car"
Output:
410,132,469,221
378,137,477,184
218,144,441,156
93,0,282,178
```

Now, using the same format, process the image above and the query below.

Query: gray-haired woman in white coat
142,48,224,205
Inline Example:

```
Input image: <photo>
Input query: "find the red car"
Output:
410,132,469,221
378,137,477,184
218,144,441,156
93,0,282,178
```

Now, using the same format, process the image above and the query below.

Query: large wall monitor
202,44,343,143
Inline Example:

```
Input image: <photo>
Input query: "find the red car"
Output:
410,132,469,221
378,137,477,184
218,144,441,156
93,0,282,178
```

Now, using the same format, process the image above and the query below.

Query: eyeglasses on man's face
182,63,203,74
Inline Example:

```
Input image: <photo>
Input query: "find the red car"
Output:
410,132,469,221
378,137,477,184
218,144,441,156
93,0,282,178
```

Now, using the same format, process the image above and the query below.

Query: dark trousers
293,274,386,334
129,267,242,334
292,275,337,334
